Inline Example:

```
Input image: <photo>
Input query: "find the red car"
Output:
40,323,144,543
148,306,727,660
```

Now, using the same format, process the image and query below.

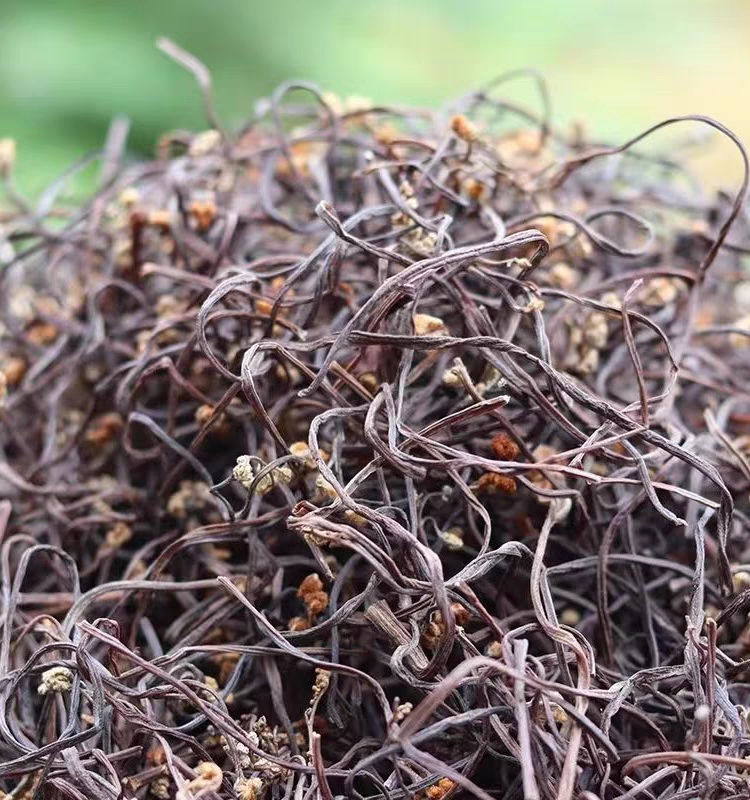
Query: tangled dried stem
2,45,750,800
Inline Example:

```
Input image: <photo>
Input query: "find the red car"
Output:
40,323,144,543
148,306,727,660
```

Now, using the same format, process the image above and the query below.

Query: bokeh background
2,0,749,194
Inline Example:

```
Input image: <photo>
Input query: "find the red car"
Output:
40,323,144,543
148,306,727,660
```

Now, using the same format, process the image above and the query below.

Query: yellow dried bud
486,640,503,658
375,123,399,146
442,365,464,387
150,777,170,799
189,129,222,157
344,95,372,115
38,666,73,695
254,465,294,495
730,314,750,348
560,607,581,627
547,262,578,291
119,187,140,208
733,571,750,592
413,313,448,337
233,455,255,488
105,522,132,549
9,285,35,323
147,210,171,229
641,277,679,307
344,508,367,526
439,528,464,550
315,473,338,500
312,667,331,699
358,372,379,393
583,312,609,349
394,701,413,722
166,481,213,519
235,778,265,800
155,294,184,318
524,296,545,313
600,291,622,310
177,762,223,800
0,138,16,174
287,440,311,466
576,347,599,376
321,91,343,115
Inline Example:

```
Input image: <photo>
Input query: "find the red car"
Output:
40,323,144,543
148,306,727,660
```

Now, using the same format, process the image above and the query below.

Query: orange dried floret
426,778,456,799
188,199,217,231
450,114,478,143
84,413,124,446
255,297,276,316
195,404,231,436
423,604,471,648
477,472,517,495
25,322,59,346
297,573,328,618
2,357,26,386
276,140,325,179
212,652,240,685
491,432,520,461
195,404,214,427
422,612,444,650
146,745,167,765
463,177,487,201
451,602,471,627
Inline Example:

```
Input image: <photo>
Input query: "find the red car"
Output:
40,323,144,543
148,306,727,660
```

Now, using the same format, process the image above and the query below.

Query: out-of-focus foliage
1,0,748,193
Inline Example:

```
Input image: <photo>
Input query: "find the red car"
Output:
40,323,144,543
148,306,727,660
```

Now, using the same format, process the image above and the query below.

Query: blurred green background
2,0,749,194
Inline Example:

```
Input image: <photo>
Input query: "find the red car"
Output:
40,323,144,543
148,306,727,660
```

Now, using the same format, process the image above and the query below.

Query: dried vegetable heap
3,46,750,800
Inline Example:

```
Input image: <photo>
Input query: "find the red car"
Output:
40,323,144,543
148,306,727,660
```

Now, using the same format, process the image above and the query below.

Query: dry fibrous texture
2,46,750,799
